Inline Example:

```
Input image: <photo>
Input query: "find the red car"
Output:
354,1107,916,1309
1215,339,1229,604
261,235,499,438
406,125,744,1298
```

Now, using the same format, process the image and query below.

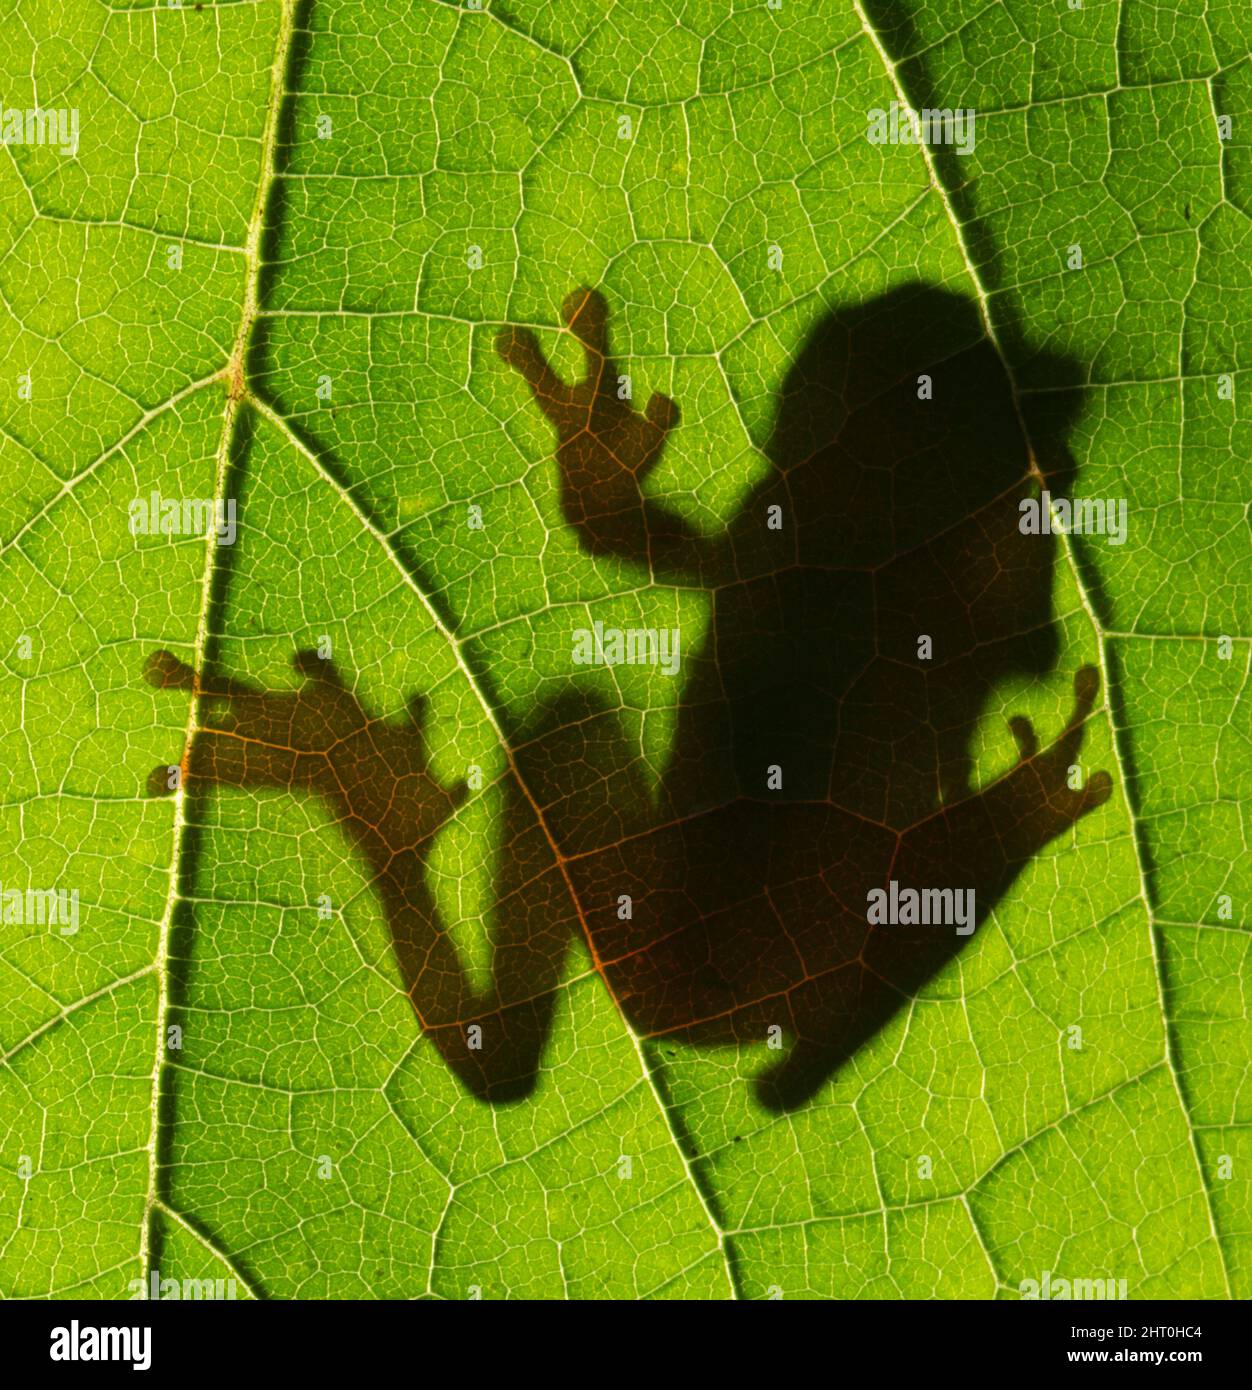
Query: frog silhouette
145,282,1111,1110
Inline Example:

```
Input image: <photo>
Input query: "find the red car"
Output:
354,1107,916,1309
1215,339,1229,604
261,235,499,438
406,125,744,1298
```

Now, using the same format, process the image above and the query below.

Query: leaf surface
0,0,1246,1300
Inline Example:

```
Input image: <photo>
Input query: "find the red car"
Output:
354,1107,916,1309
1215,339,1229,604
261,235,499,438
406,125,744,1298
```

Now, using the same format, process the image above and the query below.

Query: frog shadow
146,283,1111,1111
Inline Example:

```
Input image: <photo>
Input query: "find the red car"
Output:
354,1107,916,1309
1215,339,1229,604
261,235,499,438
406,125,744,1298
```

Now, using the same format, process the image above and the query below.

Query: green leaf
0,0,1246,1301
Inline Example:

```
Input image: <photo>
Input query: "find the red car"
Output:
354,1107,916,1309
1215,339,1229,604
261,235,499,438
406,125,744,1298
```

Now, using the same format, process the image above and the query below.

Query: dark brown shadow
144,282,1111,1111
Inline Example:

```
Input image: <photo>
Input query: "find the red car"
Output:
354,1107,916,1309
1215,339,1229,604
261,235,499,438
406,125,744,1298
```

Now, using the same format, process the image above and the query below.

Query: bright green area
0,0,1246,1299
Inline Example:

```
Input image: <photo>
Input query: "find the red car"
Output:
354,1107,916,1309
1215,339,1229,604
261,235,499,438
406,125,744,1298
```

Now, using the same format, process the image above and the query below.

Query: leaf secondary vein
852,0,1234,1293
141,0,299,1288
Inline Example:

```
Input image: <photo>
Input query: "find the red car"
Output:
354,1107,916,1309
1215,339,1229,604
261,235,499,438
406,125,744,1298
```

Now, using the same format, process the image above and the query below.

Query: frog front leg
498,287,710,576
